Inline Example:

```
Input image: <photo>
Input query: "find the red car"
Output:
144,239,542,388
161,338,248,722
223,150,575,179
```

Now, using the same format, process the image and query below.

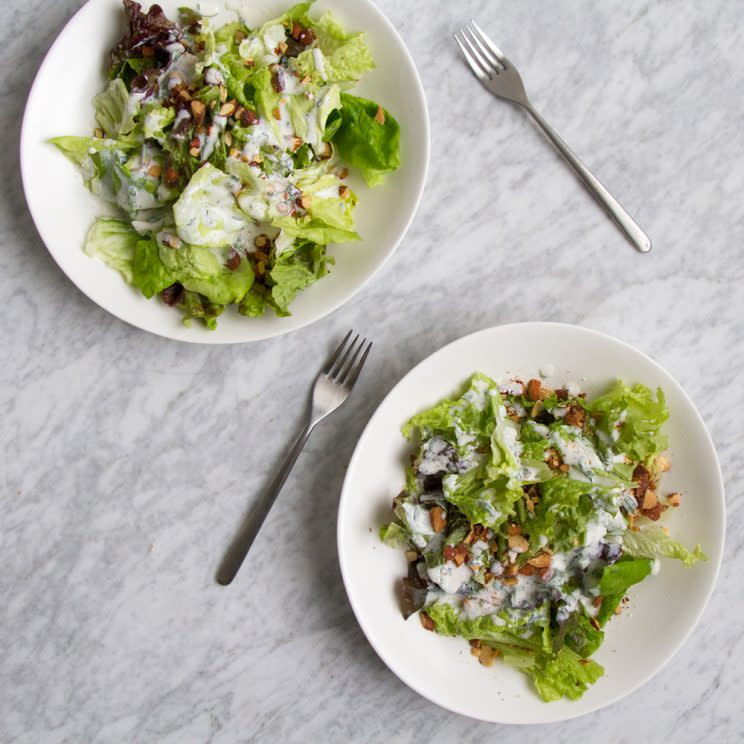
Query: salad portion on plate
50,0,400,328
380,372,707,702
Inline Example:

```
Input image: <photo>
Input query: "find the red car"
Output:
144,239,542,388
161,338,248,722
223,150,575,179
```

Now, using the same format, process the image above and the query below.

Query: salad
50,0,400,328
379,373,706,702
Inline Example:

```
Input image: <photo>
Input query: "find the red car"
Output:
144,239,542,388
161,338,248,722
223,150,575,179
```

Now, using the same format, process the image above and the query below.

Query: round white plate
20,0,428,343
337,323,725,724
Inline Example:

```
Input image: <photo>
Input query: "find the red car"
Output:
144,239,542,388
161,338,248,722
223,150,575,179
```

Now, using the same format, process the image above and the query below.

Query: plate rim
19,0,430,344
336,321,725,724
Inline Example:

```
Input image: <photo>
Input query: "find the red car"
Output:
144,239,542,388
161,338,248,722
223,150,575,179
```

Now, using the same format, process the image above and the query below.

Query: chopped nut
527,553,552,568
590,617,601,631
667,492,681,507
633,463,651,503
519,564,536,576
443,543,469,566
339,184,350,199
270,65,285,93
254,234,269,249
225,249,241,271
189,145,200,158
429,506,446,533
471,645,482,658
526,378,542,401
555,388,569,400
507,533,529,553
419,612,434,631
654,455,671,473
218,101,236,116
558,463,570,474
339,167,349,179
525,495,535,513
219,85,228,103
291,136,303,152
241,109,258,127
507,523,521,536
478,645,498,666
502,562,519,577
374,105,386,125
405,550,418,562
501,577,518,586
537,385,553,401
483,571,495,584
178,87,192,101
147,164,161,178
141,45,154,57
190,99,206,121
229,147,240,159
272,106,281,120
164,166,179,186
641,502,668,521
244,58,255,68
578,659,590,666
614,604,623,615
642,489,658,510
545,448,562,470
469,639,481,649
224,131,233,147
564,405,586,428
298,194,313,210
94,128,104,139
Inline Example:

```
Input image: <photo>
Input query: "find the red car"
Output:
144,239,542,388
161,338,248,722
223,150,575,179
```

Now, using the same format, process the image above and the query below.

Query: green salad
50,0,400,328
380,373,706,702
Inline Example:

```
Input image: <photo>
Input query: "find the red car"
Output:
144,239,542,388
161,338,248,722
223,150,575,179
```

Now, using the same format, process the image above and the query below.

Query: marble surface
2,0,743,741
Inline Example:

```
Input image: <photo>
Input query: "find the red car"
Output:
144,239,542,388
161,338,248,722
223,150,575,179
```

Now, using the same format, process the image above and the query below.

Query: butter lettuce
82,217,139,282
93,78,140,139
623,526,707,567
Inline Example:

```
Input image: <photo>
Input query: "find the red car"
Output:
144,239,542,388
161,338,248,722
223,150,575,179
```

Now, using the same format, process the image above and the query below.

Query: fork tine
321,330,352,374
465,22,503,71
456,27,494,78
344,340,372,390
329,333,359,378
454,32,487,80
469,20,507,65
337,336,367,386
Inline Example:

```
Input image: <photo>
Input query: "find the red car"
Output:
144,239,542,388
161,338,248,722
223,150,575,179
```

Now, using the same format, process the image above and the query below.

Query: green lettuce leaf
132,238,175,298
82,217,138,283
326,93,400,186
561,612,605,657
93,78,140,139
267,240,333,314
622,526,707,567
589,381,669,463
597,556,653,625
180,290,224,330
378,521,410,549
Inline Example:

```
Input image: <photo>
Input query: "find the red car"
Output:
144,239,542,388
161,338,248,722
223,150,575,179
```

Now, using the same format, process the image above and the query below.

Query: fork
217,330,373,585
455,21,651,254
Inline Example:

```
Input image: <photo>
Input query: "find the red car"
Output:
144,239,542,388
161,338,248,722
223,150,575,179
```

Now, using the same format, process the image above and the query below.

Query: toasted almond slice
642,489,658,510
405,550,418,562
507,533,528,553
219,101,236,116
419,612,434,631
190,100,206,118
500,577,518,586
339,184,350,199
667,492,681,507
527,553,552,568
147,164,161,178
507,523,521,536
189,146,200,157
272,106,281,120
219,85,228,103
374,105,386,125
429,506,446,533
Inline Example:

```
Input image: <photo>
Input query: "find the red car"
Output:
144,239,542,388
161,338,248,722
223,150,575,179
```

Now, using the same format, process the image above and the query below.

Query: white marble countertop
2,0,743,741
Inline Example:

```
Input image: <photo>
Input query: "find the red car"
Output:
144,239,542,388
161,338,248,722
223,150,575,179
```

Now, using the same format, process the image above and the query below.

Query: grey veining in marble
2,1,743,742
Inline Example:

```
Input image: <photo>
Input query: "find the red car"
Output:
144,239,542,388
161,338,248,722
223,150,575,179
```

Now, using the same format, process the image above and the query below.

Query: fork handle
216,423,313,585
523,104,651,253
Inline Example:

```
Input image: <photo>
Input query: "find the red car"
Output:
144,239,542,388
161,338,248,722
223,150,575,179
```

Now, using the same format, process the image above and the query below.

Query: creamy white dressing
312,48,328,80
550,426,603,477
539,364,555,378
498,379,524,395
427,561,473,594
417,436,457,477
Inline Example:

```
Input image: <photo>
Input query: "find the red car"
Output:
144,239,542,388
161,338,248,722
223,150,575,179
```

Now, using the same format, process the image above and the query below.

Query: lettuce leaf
180,289,224,330
597,556,653,625
326,93,400,186
623,526,707,567
588,381,669,463
132,237,175,298
82,217,138,283
93,78,139,139
266,240,333,314
378,521,410,549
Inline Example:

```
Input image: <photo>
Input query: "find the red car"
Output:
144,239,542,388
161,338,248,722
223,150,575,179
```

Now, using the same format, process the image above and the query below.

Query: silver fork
455,21,651,254
217,330,373,585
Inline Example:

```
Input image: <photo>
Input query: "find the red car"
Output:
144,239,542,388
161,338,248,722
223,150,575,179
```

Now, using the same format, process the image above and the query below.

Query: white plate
337,323,725,724
20,0,428,343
